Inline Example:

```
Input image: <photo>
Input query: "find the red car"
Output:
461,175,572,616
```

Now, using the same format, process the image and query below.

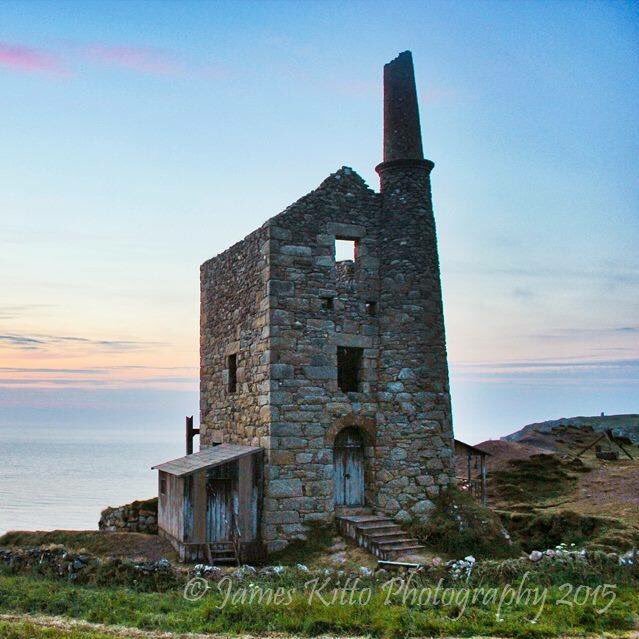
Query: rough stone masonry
200,51,455,552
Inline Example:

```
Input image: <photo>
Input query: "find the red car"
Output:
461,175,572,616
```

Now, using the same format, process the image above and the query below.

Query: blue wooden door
333,428,364,506
206,462,238,542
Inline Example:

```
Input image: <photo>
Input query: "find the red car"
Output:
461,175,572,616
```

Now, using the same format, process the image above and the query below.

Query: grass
0,620,119,639
490,454,584,507
0,572,637,638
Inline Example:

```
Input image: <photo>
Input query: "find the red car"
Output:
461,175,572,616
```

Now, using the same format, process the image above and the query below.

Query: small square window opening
160,477,167,495
335,238,358,262
365,301,377,316
321,296,334,310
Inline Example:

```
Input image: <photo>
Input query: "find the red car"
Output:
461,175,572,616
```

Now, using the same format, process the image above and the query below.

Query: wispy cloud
0,365,195,373
0,364,197,390
451,356,639,388
0,304,52,320
512,287,534,299
0,40,189,79
0,42,69,76
83,44,183,76
535,326,639,340
447,263,639,286
0,332,163,352
0,334,45,348
0,367,105,374
455,357,639,371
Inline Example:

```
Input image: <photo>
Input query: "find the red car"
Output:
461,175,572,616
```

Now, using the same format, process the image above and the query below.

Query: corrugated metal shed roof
454,439,491,456
152,444,262,476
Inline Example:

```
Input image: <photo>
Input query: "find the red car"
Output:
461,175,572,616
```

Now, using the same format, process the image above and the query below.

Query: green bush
412,487,521,559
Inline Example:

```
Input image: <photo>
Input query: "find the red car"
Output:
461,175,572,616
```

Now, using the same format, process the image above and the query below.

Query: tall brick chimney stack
374,51,455,514
382,50,424,162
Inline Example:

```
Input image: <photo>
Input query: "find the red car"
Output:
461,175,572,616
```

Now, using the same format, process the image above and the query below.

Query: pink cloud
84,44,183,76
0,42,69,76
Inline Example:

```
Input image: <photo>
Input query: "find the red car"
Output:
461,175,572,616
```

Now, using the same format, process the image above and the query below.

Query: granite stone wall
200,166,455,552
262,168,382,548
200,225,271,448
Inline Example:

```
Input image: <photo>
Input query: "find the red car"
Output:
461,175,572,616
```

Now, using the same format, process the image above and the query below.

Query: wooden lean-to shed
454,439,490,506
152,444,265,563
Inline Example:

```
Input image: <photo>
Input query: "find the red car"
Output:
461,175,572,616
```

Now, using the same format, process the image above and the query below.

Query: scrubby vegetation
411,487,520,559
499,510,639,554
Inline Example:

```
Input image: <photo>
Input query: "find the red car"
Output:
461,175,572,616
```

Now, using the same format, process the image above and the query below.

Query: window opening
337,346,363,393
228,354,237,393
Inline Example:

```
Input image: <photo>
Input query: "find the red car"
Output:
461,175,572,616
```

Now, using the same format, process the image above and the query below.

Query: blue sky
1,0,637,442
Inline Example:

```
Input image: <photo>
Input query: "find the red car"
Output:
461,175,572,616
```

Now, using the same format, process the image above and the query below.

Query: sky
1,0,638,443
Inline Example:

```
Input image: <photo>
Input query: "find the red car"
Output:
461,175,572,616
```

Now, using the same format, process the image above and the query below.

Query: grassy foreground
0,574,637,638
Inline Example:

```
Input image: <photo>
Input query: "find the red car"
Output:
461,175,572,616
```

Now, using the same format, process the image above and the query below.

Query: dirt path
1,613,637,639
0,613,363,639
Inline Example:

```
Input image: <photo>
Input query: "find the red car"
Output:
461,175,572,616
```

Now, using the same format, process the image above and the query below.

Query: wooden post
573,432,606,460
606,429,634,460
480,454,488,507
186,416,200,455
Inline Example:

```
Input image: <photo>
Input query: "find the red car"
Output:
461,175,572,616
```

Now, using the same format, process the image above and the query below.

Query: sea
0,418,185,536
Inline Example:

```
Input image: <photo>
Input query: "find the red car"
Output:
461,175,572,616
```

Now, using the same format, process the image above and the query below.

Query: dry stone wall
98,497,158,534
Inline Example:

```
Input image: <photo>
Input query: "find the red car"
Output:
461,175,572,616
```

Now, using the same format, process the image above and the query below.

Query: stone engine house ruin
155,51,455,559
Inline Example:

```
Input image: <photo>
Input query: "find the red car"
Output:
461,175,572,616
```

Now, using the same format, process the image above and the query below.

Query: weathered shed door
183,474,194,542
206,462,238,542
333,427,364,506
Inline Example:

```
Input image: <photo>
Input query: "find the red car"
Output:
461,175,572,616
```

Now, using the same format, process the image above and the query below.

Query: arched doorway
333,427,365,507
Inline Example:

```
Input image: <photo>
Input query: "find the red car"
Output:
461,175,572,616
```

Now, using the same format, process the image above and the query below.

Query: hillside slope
503,414,639,445
476,419,639,551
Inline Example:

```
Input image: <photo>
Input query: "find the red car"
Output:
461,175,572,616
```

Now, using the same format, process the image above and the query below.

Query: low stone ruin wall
98,497,158,534
0,545,178,590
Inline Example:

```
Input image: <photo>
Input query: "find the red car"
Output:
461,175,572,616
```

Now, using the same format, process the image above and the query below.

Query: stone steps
336,513,425,561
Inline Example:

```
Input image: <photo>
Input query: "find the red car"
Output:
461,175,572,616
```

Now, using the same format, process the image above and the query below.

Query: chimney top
382,50,424,163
